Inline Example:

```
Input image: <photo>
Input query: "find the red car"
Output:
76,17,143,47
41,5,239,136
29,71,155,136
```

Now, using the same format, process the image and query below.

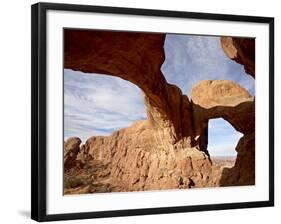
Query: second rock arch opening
207,118,243,168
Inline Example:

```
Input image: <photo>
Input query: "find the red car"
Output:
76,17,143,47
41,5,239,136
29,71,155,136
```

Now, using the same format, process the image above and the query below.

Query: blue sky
64,70,146,141
208,118,242,157
64,34,254,157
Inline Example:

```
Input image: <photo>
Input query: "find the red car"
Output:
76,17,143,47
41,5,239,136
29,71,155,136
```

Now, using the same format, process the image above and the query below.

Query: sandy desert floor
212,156,236,168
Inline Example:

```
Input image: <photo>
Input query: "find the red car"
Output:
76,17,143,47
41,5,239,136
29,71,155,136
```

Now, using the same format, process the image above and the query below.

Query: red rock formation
63,30,255,193
79,121,218,192
221,37,255,78
191,80,255,135
219,132,255,186
191,80,255,186
64,137,81,171
220,37,256,185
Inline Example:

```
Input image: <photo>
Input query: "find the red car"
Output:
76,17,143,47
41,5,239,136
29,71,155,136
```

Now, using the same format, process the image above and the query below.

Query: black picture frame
31,2,274,222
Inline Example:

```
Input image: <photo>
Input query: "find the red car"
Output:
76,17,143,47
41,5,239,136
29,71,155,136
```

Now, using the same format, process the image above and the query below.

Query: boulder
64,137,81,170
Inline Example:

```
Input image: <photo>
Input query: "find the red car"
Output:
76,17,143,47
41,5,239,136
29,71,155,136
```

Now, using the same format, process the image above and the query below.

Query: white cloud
162,34,255,96
64,69,146,142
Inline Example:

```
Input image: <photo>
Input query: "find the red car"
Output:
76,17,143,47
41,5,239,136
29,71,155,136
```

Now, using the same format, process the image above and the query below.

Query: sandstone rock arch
191,80,254,142
191,80,255,186
64,29,255,193
64,29,193,144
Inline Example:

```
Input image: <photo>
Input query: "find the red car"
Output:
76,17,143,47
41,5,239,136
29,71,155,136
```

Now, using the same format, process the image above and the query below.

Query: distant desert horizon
211,156,236,169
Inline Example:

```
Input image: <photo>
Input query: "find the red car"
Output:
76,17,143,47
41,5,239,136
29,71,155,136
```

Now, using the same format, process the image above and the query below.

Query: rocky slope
63,30,255,194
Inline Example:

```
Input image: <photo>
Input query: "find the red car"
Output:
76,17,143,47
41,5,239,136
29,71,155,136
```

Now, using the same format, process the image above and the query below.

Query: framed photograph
31,2,274,222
